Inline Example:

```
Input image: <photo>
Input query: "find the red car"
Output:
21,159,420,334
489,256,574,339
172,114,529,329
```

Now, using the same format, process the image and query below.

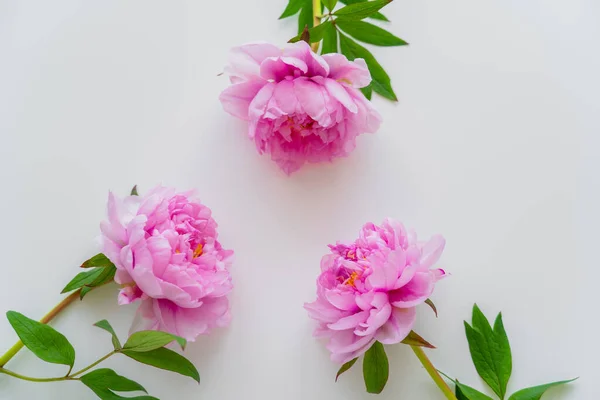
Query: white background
0,0,597,399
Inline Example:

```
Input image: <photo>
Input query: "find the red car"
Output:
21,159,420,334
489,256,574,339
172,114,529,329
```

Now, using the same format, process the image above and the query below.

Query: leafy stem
411,346,458,400
0,351,117,383
311,0,322,51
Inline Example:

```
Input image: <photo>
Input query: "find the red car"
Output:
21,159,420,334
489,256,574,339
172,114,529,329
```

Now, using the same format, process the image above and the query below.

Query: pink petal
389,272,435,308
260,56,308,81
375,307,416,344
327,311,369,330
355,303,392,336
225,42,281,83
220,80,266,120
293,78,332,127
322,53,371,88
420,235,446,270
325,290,357,311
283,41,329,77
322,78,358,113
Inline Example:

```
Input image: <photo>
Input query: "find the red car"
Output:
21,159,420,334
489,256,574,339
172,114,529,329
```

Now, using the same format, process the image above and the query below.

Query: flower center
193,243,203,259
344,271,359,287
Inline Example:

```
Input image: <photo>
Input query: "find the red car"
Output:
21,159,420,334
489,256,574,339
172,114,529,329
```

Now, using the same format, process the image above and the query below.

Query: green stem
0,290,82,367
0,368,76,383
0,350,117,383
311,0,322,52
70,351,116,378
411,346,458,400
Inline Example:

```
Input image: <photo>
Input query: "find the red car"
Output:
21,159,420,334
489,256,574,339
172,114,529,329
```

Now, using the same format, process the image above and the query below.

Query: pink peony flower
100,186,233,341
304,219,446,364
219,41,382,175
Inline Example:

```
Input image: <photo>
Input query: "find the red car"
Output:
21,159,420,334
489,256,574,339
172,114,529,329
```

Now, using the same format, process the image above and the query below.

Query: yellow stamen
175,249,181,254
345,272,359,287
193,244,203,259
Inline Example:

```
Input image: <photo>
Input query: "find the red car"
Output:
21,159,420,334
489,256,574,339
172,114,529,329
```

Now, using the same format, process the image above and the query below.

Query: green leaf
289,21,333,43
6,311,75,368
122,347,200,383
362,341,389,394
336,20,407,46
94,320,121,350
280,0,305,19
455,381,495,400
456,384,469,400
338,0,389,20
335,357,357,382
321,22,338,54
130,185,139,196
425,298,438,317
62,268,105,293
323,0,338,10
80,286,93,299
360,85,372,100
81,253,115,269
464,305,512,399
339,33,397,101
124,330,186,352
80,368,157,400
508,379,578,400
298,0,314,34
401,330,435,348
334,0,392,20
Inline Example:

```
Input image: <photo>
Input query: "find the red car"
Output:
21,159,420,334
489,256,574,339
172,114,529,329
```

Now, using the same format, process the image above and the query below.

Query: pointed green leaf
362,341,389,394
81,253,115,269
124,330,186,352
323,0,339,10
298,0,314,34
401,330,436,348
280,0,305,19
6,311,75,368
425,298,438,317
62,268,105,293
338,0,389,20
94,320,121,350
80,368,158,400
464,305,512,399
508,379,578,400
335,357,357,381
339,33,397,101
334,0,392,20
456,384,469,400
321,22,338,54
336,20,407,46
130,185,139,196
122,347,200,383
361,84,373,100
455,381,495,400
80,286,93,299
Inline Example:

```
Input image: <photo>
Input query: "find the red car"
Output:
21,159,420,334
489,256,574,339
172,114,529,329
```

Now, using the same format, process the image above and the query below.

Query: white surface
0,0,597,399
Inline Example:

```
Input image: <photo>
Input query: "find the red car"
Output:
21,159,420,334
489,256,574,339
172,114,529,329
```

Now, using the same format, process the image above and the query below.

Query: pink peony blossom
305,219,446,364
220,41,382,175
100,186,233,341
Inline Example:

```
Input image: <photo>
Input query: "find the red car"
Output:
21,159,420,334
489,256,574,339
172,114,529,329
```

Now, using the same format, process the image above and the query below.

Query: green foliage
400,330,435,348
94,320,122,350
335,357,357,381
123,347,200,383
123,331,186,352
362,341,389,394
6,311,75,368
464,305,512,399
336,20,407,46
80,368,157,400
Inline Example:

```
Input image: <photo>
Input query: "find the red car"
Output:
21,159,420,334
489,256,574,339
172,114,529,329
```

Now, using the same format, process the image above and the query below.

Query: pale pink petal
322,53,371,88
322,78,358,113
260,56,308,81
225,42,281,82
355,303,392,336
420,235,446,270
283,41,329,77
220,80,266,120
390,272,435,308
327,311,369,330
325,290,357,311
375,307,416,344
